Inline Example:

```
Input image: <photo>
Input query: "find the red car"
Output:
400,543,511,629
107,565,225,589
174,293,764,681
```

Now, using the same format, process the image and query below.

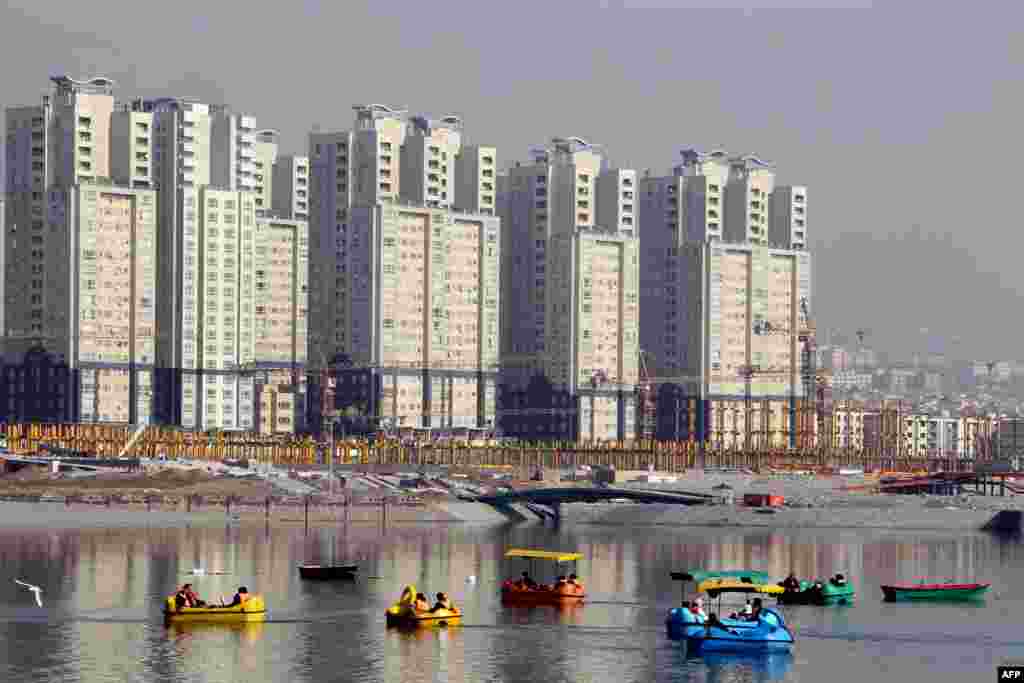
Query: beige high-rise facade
309,107,500,431
173,187,258,430
544,231,639,440
5,76,118,346
639,148,812,444
499,137,639,440
7,181,157,422
63,183,158,423
339,204,500,429
252,216,309,434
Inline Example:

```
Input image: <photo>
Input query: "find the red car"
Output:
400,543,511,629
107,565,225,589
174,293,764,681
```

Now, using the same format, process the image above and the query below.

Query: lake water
0,512,1021,682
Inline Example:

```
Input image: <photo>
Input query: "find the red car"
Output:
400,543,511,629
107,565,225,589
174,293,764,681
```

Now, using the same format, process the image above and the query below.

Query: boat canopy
697,578,784,596
505,548,583,562
671,570,770,584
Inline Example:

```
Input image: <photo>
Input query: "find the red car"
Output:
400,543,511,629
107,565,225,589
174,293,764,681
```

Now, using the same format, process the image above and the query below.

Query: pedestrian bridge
476,486,714,510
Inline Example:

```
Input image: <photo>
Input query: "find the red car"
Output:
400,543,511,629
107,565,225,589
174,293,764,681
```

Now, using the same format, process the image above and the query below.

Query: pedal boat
163,595,266,623
386,584,462,627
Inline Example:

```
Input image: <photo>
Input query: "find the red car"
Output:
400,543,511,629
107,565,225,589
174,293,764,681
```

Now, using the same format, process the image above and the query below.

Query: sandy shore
0,467,1018,532
569,472,1023,531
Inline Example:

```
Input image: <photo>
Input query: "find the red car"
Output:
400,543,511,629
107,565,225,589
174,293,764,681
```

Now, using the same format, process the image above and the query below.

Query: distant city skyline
2,2,1022,359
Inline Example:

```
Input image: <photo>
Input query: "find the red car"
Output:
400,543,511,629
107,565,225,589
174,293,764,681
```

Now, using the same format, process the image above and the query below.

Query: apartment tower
499,137,639,440
308,106,500,430
638,148,812,447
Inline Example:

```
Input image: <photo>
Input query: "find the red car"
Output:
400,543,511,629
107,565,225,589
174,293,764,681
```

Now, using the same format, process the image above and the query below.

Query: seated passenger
431,592,453,613
568,573,583,590
555,575,568,590
781,572,801,592
413,592,431,612
747,597,763,621
174,586,192,610
831,573,847,586
184,584,206,607
692,597,708,620
227,586,250,607
518,571,538,589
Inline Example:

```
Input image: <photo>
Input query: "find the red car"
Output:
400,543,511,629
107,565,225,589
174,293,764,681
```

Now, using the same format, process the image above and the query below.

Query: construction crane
637,350,657,440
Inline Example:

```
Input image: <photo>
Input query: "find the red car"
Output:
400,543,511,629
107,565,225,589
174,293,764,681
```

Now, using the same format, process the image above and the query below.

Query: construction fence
0,423,994,473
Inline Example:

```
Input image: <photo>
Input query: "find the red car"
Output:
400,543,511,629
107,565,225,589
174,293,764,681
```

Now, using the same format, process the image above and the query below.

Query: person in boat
430,592,453,613
692,597,708,620
781,572,801,593
568,573,583,591
175,583,205,609
730,599,753,619
831,573,847,586
517,571,538,589
555,575,568,590
746,597,764,621
174,586,192,610
413,592,431,612
226,586,250,607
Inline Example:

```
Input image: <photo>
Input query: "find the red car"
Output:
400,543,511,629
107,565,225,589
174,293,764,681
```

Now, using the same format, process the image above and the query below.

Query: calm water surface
0,512,1022,682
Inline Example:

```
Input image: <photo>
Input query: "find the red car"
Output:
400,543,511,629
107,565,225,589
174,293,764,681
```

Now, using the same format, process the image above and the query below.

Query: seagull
14,580,42,607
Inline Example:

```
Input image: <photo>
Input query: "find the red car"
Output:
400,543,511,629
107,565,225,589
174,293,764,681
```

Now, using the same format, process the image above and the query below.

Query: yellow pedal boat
163,595,267,623
386,585,462,627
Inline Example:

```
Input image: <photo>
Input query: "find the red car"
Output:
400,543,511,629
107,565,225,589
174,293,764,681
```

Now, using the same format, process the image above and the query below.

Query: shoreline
0,495,1014,533
0,468,1018,532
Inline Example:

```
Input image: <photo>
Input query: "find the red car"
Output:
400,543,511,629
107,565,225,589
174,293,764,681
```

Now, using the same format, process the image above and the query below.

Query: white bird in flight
14,580,42,607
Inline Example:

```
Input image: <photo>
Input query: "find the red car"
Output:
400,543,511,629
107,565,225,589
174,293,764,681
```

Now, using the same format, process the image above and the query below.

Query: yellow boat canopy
505,548,583,562
697,578,785,595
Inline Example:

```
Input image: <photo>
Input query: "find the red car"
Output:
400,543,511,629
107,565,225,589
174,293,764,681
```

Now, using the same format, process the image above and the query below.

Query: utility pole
327,418,334,497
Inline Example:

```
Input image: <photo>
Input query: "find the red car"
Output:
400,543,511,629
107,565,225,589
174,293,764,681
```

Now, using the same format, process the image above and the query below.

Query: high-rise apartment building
132,97,214,392
172,187,257,430
308,106,499,402
499,137,639,440
271,154,309,220
252,216,308,433
5,76,117,346
2,181,157,422
542,231,639,440
58,182,158,423
335,203,500,429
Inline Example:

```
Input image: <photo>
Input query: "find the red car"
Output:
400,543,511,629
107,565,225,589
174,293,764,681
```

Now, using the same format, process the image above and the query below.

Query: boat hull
163,596,266,623
500,582,585,605
881,583,989,602
778,581,855,605
385,609,462,627
677,610,794,654
298,564,358,580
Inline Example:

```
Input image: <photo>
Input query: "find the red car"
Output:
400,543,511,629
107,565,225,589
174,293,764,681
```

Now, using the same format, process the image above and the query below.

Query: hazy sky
2,0,1021,361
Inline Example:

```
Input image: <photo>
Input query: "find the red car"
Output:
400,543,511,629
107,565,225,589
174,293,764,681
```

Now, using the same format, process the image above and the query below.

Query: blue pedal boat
666,569,795,654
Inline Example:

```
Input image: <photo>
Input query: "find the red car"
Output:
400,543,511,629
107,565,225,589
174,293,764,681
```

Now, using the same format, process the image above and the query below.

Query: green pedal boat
777,578,855,606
